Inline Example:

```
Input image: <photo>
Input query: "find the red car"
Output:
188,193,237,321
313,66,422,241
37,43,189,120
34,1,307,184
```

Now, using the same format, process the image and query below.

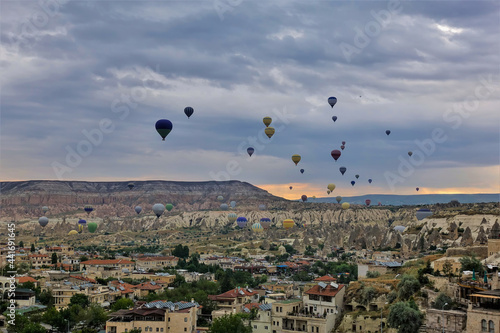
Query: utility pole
442,302,448,333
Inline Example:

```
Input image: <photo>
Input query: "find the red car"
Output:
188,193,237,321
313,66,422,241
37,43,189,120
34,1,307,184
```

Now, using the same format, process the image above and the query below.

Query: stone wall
446,246,488,259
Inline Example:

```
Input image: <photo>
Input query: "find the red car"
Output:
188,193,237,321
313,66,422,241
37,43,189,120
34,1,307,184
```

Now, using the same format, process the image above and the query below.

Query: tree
39,289,54,306
80,255,89,262
459,255,483,274
19,241,24,248
30,244,35,252
70,294,90,308
387,290,397,304
387,301,422,333
51,253,58,265
442,261,453,280
397,275,420,301
432,293,452,310
366,271,380,278
111,298,134,311
361,286,377,305
209,314,252,333
173,244,190,258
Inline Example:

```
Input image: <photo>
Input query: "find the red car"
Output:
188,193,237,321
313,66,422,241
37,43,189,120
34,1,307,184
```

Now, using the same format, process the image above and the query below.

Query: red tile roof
314,275,337,282
135,281,161,290
209,288,258,301
80,259,134,265
244,303,261,310
70,275,97,283
305,284,345,297
16,276,37,284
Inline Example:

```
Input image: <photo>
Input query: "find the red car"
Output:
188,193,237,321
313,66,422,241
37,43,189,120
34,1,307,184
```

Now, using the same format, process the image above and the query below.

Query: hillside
312,193,499,205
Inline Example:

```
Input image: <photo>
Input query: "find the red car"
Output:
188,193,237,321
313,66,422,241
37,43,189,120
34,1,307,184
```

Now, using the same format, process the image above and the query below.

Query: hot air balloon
228,213,237,223
38,216,49,227
289,186,293,190
328,97,337,108
252,223,264,233
259,204,266,211
68,230,78,236
88,222,98,233
264,127,275,139
300,169,305,174
42,206,49,214
385,130,391,136
166,204,173,212
263,117,272,127
351,181,355,186
378,202,382,206
327,184,336,192
78,219,87,226
260,218,271,229
128,182,135,190
368,179,372,184
342,141,346,145
332,116,337,122
301,195,307,202
355,175,359,179
312,196,316,200
237,217,247,228
416,208,433,221
78,224,83,233
408,151,413,157
340,167,347,175
365,199,371,206
336,196,342,203
342,202,350,210
220,203,229,211
416,188,420,192
135,206,142,214
230,201,236,208
283,219,294,230
184,107,194,119
155,119,173,140
247,147,254,157
152,203,165,218
84,205,94,216
217,196,224,202
292,154,301,165
331,150,341,161
327,190,331,195
340,145,345,150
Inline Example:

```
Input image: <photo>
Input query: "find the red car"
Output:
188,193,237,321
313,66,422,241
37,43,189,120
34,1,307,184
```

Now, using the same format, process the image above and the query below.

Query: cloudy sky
1,0,499,199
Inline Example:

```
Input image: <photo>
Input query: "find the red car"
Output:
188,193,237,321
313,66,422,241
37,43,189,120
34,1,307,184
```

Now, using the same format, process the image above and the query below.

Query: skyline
1,1,499,200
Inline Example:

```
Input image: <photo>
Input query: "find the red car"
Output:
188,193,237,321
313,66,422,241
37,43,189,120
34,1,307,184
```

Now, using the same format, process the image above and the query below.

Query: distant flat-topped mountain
0,180,286,219
311,193,499,206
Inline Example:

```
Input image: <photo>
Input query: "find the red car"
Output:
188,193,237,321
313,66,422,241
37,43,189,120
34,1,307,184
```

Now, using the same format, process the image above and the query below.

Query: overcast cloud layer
1,0,499,199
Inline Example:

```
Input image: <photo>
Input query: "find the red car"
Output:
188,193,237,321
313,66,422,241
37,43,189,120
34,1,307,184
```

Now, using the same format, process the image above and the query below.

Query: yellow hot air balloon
251,222,264,232
264,127,275,139
283,219,294,230
291,154,301,165
68,230,78,236
263,117,272,127
327,183,336,192
342,202,350,210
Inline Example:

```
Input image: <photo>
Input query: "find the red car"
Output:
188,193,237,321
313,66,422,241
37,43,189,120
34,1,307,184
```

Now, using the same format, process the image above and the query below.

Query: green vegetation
459,255,483,274
397,275,421,301
387,301,423,333
208,313,252,333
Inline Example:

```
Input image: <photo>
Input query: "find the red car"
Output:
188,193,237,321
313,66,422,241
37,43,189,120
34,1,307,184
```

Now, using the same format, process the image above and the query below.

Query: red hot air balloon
342,141,346,145
378,202,382,206
301,195,307,202
365,199,371,206
331,150,341,161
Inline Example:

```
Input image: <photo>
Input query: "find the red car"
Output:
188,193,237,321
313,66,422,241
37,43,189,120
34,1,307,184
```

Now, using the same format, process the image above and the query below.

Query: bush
366,271,381,278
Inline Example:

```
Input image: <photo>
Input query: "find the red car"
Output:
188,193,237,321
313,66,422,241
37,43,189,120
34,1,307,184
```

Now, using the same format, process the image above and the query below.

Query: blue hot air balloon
237,217,247,229
84,205,94,215
328,97,337,108
351,181,355,186
247,147,254,157
230,201,236,208
385,130,391,136
184,107,194,119
339,166,346,175
135,206,142,214
332,116,337,122
155,119,173,141
300,169,304,174
368,179,372,184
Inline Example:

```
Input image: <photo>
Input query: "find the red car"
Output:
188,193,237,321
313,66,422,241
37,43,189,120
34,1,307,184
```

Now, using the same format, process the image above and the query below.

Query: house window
265,326,268,329
489,320,495,333
254,326,257,329
482,320,487,331
184,318,188,322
